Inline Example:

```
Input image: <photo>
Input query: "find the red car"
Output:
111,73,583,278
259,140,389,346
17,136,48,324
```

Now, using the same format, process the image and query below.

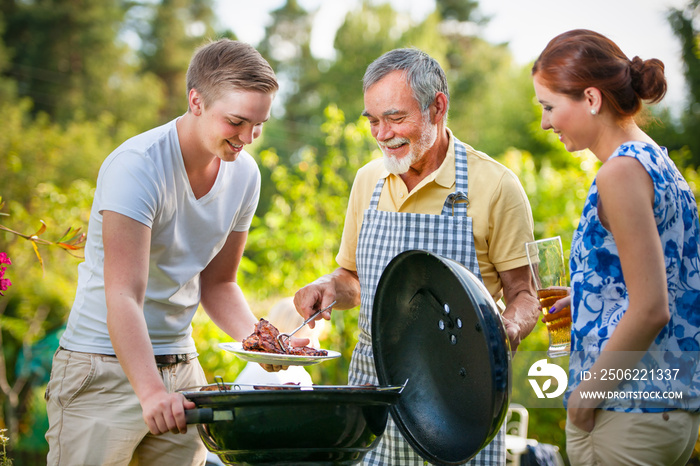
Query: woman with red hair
532,29,700,465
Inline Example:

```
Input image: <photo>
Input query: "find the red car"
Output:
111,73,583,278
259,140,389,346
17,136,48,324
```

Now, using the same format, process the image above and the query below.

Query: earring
590,109,597,115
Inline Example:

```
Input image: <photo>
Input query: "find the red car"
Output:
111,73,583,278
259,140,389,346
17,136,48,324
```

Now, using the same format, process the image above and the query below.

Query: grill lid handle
185,408,234,425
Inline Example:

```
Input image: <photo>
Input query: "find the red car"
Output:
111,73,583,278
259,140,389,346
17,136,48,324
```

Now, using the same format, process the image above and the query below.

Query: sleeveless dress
566,141,700,412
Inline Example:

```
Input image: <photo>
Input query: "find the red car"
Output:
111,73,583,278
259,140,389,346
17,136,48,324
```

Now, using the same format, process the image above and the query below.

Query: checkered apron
350,139,505,465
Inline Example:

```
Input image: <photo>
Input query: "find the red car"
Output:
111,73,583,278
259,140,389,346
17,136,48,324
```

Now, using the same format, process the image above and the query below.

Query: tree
137,0,219,120
436,0,482,22
252,0,319,214
255,0,556,174
0,9,15,102
0,0,163,130
661,0,700,166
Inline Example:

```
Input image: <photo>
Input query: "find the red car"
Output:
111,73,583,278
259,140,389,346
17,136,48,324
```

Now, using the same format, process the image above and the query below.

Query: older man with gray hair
295,47,539,465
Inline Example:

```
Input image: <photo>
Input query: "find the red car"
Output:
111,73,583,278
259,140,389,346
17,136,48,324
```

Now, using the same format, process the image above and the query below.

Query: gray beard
379,111,438,176
383,150,417,175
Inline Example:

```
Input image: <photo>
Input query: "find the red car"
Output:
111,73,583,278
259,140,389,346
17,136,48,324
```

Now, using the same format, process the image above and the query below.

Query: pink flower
0,278,10,295
0,252,11,296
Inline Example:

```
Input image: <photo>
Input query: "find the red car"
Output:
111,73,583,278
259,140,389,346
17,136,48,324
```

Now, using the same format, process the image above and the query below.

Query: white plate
218,342,341,366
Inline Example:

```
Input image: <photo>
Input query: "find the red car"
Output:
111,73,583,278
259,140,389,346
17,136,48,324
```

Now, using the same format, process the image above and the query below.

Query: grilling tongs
276,300,336,348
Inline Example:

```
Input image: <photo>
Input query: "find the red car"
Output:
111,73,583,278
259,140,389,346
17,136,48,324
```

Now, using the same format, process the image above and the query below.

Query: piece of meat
242,319,286,354
286,345,328,357
242,318,328,356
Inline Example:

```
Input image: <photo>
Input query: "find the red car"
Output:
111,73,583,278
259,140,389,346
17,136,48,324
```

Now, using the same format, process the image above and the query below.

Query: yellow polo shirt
336,129,534,301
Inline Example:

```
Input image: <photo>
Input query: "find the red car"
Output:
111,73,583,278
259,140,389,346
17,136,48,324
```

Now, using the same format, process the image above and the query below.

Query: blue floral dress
566,141,700,412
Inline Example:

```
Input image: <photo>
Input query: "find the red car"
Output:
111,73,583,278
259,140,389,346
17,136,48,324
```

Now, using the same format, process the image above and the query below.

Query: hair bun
630,56,645,74
630,56,666,104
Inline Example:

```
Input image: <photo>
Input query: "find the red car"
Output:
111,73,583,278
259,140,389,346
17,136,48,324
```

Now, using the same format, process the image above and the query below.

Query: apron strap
368,177,385,210
442,138,470,217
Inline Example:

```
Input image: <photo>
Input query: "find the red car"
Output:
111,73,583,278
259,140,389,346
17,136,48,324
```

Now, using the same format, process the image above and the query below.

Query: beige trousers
566,409,700,466
45,347,208,466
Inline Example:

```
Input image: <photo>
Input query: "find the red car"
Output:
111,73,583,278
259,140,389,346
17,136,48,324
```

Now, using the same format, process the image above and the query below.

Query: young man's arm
199,230,258,341
104,210,194,435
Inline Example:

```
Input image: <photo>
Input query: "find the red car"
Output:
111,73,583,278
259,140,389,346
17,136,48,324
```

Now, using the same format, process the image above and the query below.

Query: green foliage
242,106,376,300
0,98,128,208
231,106,379,385
1,0,700,461
509,148,598,245
192,310,247,383
498,145,594,462
664,2,700,166
0,428,12,466
0,182,92,325
325,1,410,119
1,0,162,127
137,0,218,120
0,92,112,456
436,0,482,22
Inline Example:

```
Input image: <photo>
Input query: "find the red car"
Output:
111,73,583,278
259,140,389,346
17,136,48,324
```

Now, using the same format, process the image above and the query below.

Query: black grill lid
372,250,511,465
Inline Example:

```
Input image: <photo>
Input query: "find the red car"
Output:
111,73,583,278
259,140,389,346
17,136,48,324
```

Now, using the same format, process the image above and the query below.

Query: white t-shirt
61,118,261,355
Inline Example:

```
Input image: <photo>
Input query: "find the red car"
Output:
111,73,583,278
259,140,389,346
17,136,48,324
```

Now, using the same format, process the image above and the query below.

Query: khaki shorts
566,409,700,466
45,347,208,466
